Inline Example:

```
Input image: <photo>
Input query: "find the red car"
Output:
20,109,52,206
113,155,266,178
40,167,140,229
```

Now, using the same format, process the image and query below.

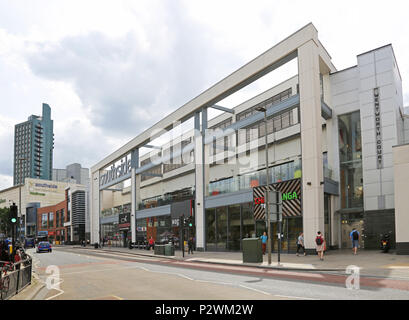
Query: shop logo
254,192,298,205
100,155,132,187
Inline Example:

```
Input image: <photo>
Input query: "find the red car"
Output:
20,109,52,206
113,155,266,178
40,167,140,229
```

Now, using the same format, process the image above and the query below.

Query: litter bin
242,238,262,263
154,244,165,255
94,242,99,249
164,244,175,256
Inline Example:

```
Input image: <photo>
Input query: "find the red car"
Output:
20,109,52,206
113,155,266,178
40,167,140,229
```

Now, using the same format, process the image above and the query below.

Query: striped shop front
253,178,302,220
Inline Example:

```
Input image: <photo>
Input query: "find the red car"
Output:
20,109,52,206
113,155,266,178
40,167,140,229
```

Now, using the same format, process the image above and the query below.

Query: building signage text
374,88,383,169
254,192,298,205
100,155,132,187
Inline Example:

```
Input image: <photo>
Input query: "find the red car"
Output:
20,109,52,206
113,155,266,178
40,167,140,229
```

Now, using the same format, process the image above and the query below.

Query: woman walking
315,231,325,261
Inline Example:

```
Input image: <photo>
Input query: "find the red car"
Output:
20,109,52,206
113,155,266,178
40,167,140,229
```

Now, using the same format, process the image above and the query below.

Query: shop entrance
341,215,365,249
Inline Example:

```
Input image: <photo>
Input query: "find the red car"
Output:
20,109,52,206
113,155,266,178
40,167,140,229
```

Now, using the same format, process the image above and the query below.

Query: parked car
24,237,35,248
36,241,52,253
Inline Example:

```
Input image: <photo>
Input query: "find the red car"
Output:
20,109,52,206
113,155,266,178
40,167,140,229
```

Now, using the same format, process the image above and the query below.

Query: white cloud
0,0,409,191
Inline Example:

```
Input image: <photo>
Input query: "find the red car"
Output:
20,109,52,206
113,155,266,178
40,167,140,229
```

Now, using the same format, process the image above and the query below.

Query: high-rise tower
14,103,54,185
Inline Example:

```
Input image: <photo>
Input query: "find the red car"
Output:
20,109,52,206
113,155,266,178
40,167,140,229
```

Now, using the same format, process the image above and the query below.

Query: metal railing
0,256,32,300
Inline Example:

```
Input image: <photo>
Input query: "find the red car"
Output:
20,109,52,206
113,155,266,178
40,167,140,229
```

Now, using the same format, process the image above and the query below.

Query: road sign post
268,191,282,264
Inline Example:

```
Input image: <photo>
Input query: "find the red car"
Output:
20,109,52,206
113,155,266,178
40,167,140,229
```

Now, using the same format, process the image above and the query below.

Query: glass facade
208,160,301,196
205,202,302,252
338,111,363,209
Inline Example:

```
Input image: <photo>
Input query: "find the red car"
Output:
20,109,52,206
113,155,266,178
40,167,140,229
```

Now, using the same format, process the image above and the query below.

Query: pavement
67,245,409,279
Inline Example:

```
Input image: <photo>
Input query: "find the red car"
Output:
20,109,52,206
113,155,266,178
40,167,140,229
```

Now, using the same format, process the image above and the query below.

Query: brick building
37,192,68,244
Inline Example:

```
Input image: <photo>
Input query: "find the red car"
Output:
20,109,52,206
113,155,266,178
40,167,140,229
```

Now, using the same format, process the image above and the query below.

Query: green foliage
0,207,11,237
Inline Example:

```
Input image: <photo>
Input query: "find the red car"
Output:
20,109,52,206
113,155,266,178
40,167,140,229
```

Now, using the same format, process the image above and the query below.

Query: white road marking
239,284,271,296
274,294,316,300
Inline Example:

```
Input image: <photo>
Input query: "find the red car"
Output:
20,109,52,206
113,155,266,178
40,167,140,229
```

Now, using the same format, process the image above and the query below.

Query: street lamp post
256,107,271,265
18,158,27,241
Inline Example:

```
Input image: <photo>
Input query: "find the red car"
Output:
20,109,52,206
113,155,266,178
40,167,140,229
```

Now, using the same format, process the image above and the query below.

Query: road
22,247,409,300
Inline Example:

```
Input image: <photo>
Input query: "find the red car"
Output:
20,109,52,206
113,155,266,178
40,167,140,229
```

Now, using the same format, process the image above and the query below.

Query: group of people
0,240,26,270
260,228,361,261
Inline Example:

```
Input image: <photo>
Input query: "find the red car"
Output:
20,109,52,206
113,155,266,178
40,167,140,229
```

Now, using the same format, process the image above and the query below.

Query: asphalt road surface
24,247,409,300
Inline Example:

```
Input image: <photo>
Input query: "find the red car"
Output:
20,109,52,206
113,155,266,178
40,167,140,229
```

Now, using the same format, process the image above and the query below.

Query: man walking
350,228,360,255
260,232,268,255
296,232,306,256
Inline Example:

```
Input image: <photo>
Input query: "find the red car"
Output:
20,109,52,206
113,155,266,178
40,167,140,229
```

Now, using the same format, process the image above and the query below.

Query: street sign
268,212,282,222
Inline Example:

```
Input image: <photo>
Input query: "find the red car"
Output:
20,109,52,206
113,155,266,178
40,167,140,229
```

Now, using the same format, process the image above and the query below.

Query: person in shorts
350,228,360,255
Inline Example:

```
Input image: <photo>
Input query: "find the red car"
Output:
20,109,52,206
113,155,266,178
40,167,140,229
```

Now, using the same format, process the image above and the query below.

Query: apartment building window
56,210,60,227
49,212,54,228
41,214,48,228
61,209,65,226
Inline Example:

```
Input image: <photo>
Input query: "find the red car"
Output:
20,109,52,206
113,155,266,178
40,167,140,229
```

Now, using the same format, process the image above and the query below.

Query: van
24,237,35,248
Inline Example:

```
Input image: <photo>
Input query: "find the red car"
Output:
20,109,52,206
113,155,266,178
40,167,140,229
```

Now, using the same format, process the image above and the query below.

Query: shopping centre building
0,177,85,240
90,23,409,254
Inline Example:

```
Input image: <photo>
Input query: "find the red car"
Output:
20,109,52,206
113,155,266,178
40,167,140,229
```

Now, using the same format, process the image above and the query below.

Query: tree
0,207,11,238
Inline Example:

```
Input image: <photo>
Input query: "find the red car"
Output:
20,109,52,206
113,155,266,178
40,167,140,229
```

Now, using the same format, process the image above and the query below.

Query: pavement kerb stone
71,246,345,272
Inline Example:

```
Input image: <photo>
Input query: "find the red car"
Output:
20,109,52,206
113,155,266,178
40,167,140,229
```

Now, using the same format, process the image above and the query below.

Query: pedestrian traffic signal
10,203,17,224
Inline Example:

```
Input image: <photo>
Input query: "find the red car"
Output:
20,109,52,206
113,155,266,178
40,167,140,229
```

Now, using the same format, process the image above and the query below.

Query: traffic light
10,203,17,224
188,217,193,228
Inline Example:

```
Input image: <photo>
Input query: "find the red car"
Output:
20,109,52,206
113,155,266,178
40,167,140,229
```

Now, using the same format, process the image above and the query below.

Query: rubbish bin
154,244,165,255
94,242,99,249
164,244,175,256
242,238,262,263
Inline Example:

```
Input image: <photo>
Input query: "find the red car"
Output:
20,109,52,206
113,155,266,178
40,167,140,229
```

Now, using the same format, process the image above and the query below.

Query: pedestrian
14,249,21,270
315,231,325,261
350,228,360,255
260,232,268,255
102,237,106,247
296,232,306,256
188,237,194,254
148,236,154,251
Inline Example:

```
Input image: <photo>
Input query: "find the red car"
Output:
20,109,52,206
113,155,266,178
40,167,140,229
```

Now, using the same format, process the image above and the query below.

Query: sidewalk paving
70,245,409,279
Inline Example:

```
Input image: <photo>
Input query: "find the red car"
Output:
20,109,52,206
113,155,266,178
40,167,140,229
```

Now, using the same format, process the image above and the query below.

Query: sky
0,0,409,190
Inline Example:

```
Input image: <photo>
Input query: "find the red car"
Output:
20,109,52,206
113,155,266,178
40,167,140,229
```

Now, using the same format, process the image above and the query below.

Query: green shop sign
30,191,45,196
282,191,298,201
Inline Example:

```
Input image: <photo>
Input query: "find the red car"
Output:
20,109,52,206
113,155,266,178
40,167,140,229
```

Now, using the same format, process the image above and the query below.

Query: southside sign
100,155,132,187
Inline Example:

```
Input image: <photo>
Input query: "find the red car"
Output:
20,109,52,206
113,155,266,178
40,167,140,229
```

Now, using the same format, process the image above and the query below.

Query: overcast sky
1,0,409,190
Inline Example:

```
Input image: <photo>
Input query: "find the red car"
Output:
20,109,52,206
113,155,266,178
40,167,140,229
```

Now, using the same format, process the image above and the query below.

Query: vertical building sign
374,88,382,169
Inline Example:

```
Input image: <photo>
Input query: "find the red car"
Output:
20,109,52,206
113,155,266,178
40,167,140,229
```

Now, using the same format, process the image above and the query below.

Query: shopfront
205,179,303,252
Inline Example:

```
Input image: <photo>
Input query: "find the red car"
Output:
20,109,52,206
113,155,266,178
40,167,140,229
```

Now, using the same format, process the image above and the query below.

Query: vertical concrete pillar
298,40,325,251
131,148,139,244
195,109,209,251
90,170,100,244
